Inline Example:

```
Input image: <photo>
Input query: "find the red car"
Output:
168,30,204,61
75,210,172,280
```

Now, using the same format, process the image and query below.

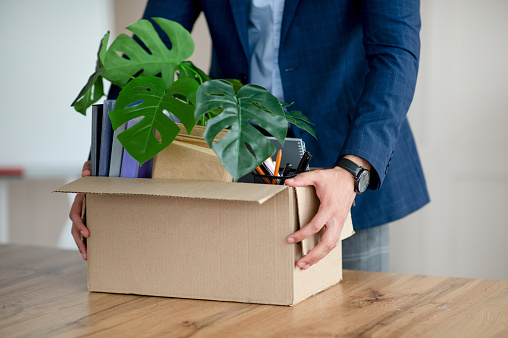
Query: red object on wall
0,167,24,177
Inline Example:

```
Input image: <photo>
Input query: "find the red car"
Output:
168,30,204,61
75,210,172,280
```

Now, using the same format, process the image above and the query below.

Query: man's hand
284,155,370,270
69,160,91,260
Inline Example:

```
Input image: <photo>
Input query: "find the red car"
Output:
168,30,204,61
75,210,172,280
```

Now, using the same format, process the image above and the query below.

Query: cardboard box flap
294,186,355,255
54,176,287,204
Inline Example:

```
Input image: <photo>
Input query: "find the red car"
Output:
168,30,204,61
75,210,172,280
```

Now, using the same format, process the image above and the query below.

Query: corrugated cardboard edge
54,176,287,204
289,186,355,306
293,186,354,255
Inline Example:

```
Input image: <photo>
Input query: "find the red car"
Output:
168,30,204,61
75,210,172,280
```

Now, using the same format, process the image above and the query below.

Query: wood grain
1,244,507,337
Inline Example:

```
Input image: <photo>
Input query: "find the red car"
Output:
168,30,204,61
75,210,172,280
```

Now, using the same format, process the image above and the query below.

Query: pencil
273,149,282,184
256,166,271,184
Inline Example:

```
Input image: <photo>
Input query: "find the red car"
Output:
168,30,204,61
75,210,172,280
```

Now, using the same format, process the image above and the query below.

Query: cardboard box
56,176,353,306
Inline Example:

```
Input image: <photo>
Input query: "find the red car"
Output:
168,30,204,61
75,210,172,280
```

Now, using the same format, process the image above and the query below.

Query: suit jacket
142,0,430,230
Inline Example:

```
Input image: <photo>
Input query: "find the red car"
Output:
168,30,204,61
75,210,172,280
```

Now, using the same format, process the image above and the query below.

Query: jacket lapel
229,0,250,61
228,0,301,62
281,0,300,44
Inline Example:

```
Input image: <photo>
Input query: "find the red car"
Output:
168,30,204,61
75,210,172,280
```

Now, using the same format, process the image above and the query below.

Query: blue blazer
142,0,430,230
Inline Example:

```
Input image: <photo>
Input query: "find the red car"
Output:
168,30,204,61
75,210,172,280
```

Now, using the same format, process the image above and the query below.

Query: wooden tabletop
1,244,507,337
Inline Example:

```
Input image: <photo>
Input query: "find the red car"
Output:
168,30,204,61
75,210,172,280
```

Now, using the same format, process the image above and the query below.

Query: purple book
120,118,153,178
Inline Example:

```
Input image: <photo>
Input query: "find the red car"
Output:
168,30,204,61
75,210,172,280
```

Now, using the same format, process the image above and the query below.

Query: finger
69,193,89,260
83,160,91,171
287,210,329,244
296,218,343,270
82,161,91,177
284,171,318,187
69,194,88,236
71,225,87,260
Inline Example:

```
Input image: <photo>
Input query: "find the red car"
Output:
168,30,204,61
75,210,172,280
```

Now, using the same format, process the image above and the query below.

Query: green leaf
285,109,317,139
195,80,287,180
223,79,244,94
71,32,110,115
109,76,199,165
102,18,194,89
177,60,211,84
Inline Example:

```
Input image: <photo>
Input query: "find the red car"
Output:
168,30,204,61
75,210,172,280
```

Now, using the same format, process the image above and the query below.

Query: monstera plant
72,17,315,181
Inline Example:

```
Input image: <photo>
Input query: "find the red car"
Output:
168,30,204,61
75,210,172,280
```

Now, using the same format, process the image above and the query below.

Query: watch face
357,170,370,193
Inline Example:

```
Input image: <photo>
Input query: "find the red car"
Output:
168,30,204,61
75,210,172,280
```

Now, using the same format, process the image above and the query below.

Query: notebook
106,100,127,177
120,118,153,178
266,137,306,171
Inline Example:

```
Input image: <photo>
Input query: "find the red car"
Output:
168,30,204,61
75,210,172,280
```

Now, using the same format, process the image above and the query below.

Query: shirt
247,0,285,102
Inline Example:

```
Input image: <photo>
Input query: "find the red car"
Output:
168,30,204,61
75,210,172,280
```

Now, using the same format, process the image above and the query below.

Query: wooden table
1,244,507,337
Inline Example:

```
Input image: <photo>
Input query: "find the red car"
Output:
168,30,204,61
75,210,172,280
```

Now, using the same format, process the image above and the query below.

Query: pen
279,163,292,185
295,151,312,174
273,149,282,184
281,163,292,176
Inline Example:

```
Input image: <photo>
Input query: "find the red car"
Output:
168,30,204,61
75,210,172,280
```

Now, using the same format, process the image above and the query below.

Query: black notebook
266,137,306,170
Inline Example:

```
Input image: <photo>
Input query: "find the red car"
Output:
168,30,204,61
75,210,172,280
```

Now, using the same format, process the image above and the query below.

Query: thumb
284,171,316,187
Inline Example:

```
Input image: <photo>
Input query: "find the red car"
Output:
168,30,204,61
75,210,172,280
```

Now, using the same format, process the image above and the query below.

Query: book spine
107,100,127,177
119,118,154,178
120,118,139,178
98,101,114,176
91,104,103,176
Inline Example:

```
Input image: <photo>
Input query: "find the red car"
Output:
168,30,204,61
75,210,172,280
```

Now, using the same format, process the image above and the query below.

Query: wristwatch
336,157,371,194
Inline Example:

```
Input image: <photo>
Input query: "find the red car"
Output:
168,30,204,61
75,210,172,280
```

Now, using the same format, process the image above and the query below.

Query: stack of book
91,100,152,178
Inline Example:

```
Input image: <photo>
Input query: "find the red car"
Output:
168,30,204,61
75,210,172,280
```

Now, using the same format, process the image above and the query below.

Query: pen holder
252,172,297,185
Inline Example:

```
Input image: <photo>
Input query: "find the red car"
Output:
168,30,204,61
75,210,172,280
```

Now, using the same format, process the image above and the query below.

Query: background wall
0,1,506,280
390,0,508,280
0,0,112,175
0,0,114,248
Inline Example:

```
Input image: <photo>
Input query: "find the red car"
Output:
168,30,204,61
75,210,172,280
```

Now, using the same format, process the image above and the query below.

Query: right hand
70,161,91,260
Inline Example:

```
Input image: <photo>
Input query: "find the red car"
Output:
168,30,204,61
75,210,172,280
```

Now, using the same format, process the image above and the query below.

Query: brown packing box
152,124,233,182
55,176,354,306
151,140,234,182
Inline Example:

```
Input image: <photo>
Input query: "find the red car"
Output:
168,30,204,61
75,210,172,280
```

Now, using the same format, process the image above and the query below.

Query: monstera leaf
71,17,194,115
102,18,193,89
109,76,199,165
195,80,288,181
71,32,109,115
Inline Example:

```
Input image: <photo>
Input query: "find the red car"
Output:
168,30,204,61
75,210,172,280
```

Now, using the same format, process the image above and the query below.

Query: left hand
284,165,357,270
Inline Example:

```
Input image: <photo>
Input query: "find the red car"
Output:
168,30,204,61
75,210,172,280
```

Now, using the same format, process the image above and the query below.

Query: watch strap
336,157,363,178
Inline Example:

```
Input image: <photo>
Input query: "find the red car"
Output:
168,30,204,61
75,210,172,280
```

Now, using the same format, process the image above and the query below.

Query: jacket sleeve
337,0,421,190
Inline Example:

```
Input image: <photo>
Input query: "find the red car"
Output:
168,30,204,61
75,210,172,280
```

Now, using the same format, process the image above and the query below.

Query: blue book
107,100,127,177
98,100,115,176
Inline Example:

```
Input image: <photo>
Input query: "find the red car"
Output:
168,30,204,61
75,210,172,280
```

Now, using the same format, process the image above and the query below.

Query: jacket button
239,74,248,84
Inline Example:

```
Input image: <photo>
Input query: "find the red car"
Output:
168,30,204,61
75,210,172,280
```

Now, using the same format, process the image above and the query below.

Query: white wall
390,0,508,280
0,0,114,176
